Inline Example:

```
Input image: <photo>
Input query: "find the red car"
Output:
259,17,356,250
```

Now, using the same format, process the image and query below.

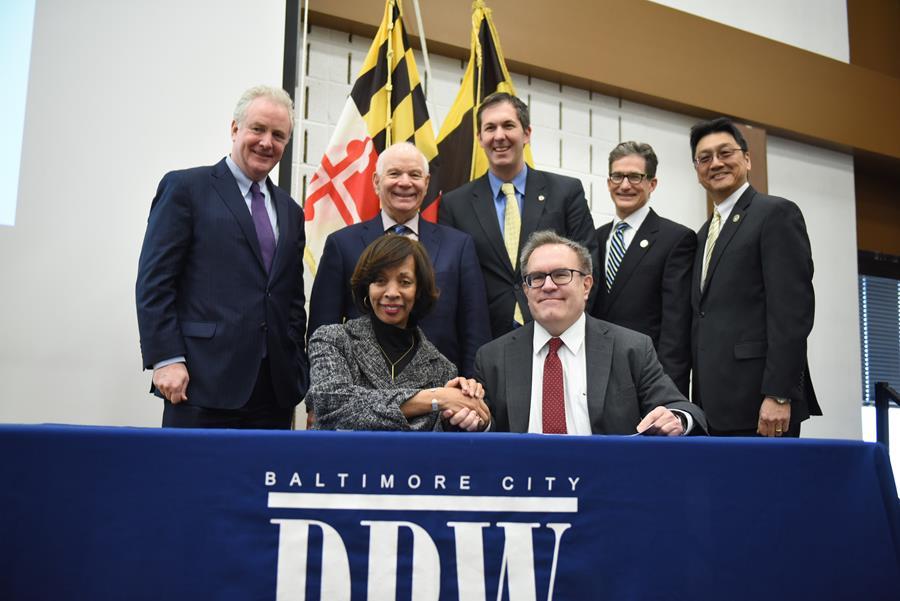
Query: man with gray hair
475,230,706,435
137,85,309,428
309,142,490,377
589,141,695,395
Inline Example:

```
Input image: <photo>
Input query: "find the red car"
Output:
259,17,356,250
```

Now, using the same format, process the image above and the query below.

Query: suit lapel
469,176,511,271
419,220,443,265
348,319,394,387
702,187,755,298
584,318,613,432
594,222,611,311
267,178,292,281
693,220,709,306
505,324,535,433
360,216,384,249
606,210,660,306
520,169,547,261
211,159,266,273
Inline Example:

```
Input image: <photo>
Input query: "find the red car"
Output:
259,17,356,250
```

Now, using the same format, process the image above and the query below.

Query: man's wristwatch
772,396,791,405
431,398,440,413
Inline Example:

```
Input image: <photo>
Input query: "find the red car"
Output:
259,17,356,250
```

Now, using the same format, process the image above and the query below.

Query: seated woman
307,235,490,431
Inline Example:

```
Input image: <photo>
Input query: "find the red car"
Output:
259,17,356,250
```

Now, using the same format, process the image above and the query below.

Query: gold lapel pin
538,195,545,202
733,214,741,223
639,239,649,248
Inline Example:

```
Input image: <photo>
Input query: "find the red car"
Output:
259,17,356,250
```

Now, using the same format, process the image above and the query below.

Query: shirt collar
488,164,528,200
381,211,420,236
532,312,586,356
226,155,265,198
713,181,749,220
614,203,651,233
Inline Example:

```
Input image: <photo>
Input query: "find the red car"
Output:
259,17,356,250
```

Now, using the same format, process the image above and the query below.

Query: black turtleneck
370,314,419,378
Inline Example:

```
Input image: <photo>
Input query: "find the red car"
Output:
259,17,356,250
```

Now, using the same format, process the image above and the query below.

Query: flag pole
410,0,435,108
294,0,310,197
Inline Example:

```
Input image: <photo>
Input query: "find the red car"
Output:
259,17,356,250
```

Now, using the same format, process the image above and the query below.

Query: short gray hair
375,142,430,176
520,230,593,275
608,141,658,179
233,85,294,126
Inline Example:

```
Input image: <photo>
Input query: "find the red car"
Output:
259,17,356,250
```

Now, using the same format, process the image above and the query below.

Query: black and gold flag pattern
432,0,533,201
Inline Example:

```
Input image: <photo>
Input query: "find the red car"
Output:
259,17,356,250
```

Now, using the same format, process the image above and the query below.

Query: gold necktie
501,182,524,325
701,208,721,292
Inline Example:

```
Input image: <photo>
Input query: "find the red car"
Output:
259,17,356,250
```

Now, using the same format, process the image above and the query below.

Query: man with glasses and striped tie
689,117,820,437
474,230,706,436
589,142,696,396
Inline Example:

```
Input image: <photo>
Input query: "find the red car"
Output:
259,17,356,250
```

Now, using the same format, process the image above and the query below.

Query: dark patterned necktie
606,221,629,291
250,182,276,273
542,337,567,434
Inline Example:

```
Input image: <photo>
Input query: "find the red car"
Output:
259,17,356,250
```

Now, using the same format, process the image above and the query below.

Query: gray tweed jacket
307,316,457,431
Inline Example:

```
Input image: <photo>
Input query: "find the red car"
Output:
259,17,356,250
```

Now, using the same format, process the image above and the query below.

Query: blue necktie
390,224,412,236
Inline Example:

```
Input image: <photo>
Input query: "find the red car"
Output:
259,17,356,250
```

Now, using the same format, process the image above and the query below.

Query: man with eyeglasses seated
475,230,707,435
689,117,819,438
589,141,695,396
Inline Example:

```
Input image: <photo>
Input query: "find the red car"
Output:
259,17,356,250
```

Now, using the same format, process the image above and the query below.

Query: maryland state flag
303,0,439,280
433,0,533,197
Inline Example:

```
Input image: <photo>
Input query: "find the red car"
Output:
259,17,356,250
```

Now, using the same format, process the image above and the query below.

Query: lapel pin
639,239,649,248
538,195,545,202
733,214,741,223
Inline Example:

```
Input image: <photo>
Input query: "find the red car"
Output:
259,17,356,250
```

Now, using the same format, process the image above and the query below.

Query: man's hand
445,376,485,400
636,406,684,437
439,387,491,425
153,363,189,404
758,397,790,437
442,407,485,432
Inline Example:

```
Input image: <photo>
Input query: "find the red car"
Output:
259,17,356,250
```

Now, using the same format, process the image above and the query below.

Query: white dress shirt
605,203,651,266
528,314,593,435
526,313,693,435
711,181,748,223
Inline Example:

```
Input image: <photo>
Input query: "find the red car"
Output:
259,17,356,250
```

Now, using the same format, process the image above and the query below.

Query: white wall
766,136,861,438
0,0,286,426
651,0,850,62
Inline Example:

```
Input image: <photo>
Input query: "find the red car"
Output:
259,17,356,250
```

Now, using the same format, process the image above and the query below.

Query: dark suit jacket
307,215,490,377
691,186,820,431
474,316,706,434
136,158,309,410
439,169,597,339
589,209,695,395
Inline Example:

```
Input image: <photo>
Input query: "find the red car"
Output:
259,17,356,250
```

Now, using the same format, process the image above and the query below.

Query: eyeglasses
693,146,745,168
608,172,648,185
523,268,588,289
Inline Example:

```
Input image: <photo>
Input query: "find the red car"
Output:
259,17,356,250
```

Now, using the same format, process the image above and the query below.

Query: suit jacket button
699,311,705,318
260,322,268,331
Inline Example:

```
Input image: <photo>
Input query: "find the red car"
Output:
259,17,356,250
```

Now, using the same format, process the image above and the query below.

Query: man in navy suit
136,85,309,429
589,141,695,395
308,142,490,377
440,93,597,339
689,117,820,437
